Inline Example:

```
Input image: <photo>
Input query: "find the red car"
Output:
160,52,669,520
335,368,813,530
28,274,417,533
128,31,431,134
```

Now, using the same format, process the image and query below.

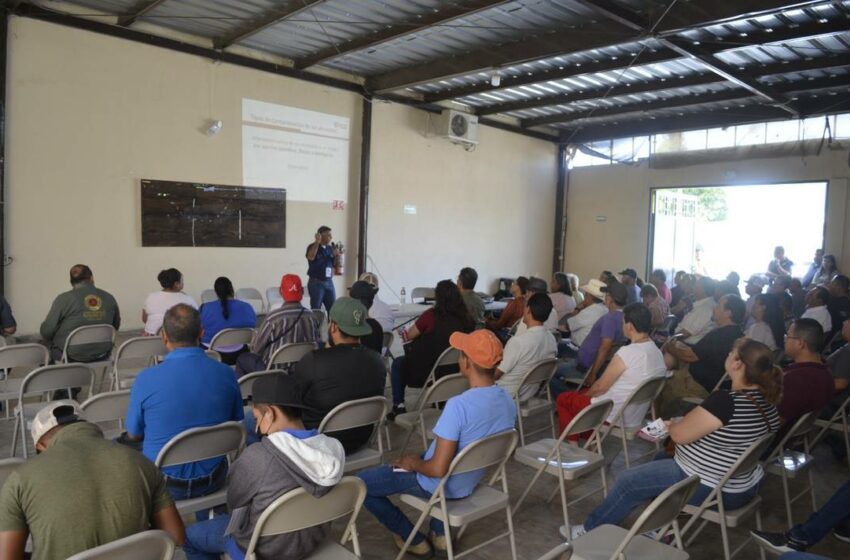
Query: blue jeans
358,466,444,544
390,357,406,406
549,359,586,399
182,514,245,560
584,458,760,530
166,460,228,521
780,554,831,560
789,478,850,546
308,277,336,313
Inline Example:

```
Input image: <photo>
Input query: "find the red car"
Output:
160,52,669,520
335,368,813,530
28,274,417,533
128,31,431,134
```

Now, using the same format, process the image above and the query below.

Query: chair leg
513,464,547,517
394,503,432,560
557,473,570,535
620,429,630,469
10,414,20,458
441,499,455,560
756,508,765,560
504,505,518,560
719,518,732,560
781,470,793,529
419,423,428,450
517,415,526,448
398,426,415,456
808,466,817,511
20,417,28,460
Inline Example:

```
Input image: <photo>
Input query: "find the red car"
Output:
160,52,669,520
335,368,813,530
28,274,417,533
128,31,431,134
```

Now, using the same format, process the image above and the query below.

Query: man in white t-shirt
801,285,832,334
495,293,557,401
359,272,394,332
514,278,558,335
675,276,716,344
565,279,608,346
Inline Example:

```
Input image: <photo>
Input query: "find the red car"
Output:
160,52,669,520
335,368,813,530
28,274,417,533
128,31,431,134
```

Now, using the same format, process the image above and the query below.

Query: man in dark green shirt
40,264,120,362
458,267,485,329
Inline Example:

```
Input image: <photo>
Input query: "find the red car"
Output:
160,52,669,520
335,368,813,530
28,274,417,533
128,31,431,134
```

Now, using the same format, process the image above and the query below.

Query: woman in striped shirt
568,337,782,539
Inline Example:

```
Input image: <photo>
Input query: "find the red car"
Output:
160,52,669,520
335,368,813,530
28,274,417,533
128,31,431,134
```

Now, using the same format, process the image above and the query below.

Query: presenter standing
306,225,338,312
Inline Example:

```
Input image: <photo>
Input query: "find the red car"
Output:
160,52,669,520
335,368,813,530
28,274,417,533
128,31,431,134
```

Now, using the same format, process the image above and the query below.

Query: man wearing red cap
357,329,516,557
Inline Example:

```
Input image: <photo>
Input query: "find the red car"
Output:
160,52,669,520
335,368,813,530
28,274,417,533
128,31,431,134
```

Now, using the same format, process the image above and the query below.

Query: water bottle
400,287,406,304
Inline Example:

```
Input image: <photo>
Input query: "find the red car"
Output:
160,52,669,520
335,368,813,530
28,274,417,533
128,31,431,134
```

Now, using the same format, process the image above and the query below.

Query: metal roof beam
293,0,513,69
117,0,169,27
213,0,327,50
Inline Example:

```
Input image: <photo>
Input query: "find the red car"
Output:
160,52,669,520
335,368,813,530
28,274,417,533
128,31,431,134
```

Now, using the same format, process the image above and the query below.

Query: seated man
486,276,528,338
674,276,716,344
237,274,320,375
349,280,385,354
357,330,516,557
549,281,627,398
124,304,244,506
291,297,386,453
0,401,184,559
563,279,608,348
618,268,641,305
778,319,833,435
359,272,394,332
40,264,120,362
182,375,345,560
801,286,832,335
744,274,766,329
458,267,485,329
495,293,557,400
515,278,560,334
657,294,746,417
0,294,16,337
641,283,669,329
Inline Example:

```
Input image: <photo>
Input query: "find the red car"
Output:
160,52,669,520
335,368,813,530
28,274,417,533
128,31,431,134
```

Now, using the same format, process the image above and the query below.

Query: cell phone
638,418,669,441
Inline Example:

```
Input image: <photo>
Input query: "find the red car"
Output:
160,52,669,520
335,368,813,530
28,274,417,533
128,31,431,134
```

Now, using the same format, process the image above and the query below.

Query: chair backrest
765,410,818,464
63,324,116,354
311,309,326,329
419,373,469,410
0,343,50,371
80,390,131,423
711,371,730,393
245,477,366,555
205,349,222,361
517,359,559,391
613,375,666,427
115,337,168,361
266,287,283,305
659,314,677,334
536,543,573,560
154,421,246,468
20,364,94,397
200,289,217,303
238,369,283,400
445,429,518,477
319,396,387,433
719,433,776,487
0,458,24,487
562,398,614,440
423,346,460,387
269,342,316,367
65,530,175,560
236,288,266,315
411,287,435,301
209,327,254,349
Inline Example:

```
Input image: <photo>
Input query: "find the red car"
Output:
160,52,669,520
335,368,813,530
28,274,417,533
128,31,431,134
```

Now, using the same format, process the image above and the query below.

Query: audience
515,278,559,334
0,401,185,559
773,274,793,296
40,264,121,362
457,267,485,329
199,276,256,365
358,330,516,557
640,283,669,329
0,295,14,337
801,248,825,288
389,280,474,419
568,338,781,541
778,319,833,433
549,272,577,321
182,375,345,560
495,293,558,400
359,272,394,332
801,285,832,334
650,268,672,305
827,275,850,342
745,293,785,351
123,304,243,510
556,303,665,434
619,268,641,305
305,225,338,313
767,245,794,283
813,254,839,286
670,270,688,309
675,276,716,344
142,268,197,336
349,281,385,353
725,271,742,298
290,297,385,453
486,276,528,336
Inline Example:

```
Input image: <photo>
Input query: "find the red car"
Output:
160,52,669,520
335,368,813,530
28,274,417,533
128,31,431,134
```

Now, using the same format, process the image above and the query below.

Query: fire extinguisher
333,242,345,276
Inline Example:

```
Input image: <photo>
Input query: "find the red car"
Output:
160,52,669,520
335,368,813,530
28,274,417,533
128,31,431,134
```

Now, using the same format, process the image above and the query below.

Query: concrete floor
1,333,848,560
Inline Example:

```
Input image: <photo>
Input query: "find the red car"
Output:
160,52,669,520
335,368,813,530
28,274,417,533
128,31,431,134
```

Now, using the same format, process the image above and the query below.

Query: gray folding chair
236,288,266,316
154,421,246,516
66,529,175,560
209,328,255,351
266,287,283,309
514,359,558,446
0,343,50,417
0,457,24,486
764,410,819,529
61,325,116,387
513,399,614,536
570,475,699,560
410,287,435,303
11,364,95,458
396,430,519,560
239,369,284,401
80,389,131,439
681,433,776,560
412,346,461,407
111,336,168,391
269,342,316,369
537,543,573,560
812,391,850,472
683,371,729,406
200,289,217,304
312,309,327,330
205,349,222,362
395,373,469,454
318,396,387,473
600,375,667,467
236,476,366,560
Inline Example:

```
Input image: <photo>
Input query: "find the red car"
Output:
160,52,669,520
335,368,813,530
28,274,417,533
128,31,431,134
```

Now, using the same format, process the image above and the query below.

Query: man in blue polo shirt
124,304,243,514
306,225,339,312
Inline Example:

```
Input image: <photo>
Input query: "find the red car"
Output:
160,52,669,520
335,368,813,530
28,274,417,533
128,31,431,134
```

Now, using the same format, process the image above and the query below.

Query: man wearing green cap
291,297,386,453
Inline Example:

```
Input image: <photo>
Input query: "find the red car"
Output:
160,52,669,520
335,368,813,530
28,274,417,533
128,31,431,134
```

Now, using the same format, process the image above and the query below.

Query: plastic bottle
400,287,406,304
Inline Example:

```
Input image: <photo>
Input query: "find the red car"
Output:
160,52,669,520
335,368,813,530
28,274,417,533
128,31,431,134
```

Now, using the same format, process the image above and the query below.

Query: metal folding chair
319,396,387,473
80,389,131,439
200,289,217,304
536,543,573,560
600,375,667,467
396,430,519,560
66,529,175,560
395,373,469,454
205,349,222,362
268,342,316,369
61,324,116,387
266,287,283,310
312,309,327,331
236,287,267,316
410,287,435,303
0,457,24,487
0,343,50,418
513,359,558,446
238,369,284,401
413,346,460,406
209,328,255,351
812,391,850,472
111,336,168,390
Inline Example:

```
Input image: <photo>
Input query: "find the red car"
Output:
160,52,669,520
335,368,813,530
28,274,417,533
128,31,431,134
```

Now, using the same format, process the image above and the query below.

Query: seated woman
567,337,782,540
388,279,474,419
142,268,197,336
556,303,666,435
200,276,256,365
640,283,669,330
486,276,528,340
745,293,785,351
812,254,839,286
550,272,577,322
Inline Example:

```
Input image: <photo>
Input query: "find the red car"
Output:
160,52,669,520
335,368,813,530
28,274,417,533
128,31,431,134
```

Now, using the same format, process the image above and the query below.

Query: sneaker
430,532,448,557
558,524,586,541
393,534,433,558
834,528,850,544
750,530,807,553
387,404,406,422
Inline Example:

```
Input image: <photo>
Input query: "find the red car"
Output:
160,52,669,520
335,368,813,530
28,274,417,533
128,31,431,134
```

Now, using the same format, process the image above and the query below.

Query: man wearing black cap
349,280,385,354
619,268,641,305
515,277,559,334
182,375,345,560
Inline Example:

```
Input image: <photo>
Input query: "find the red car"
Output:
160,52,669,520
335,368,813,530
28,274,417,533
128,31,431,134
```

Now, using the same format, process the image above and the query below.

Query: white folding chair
11,364,95,458
570,475,699,560
680,433,776,560
66,529,175,560
269,342,316,369
111,336,168,391
600,375,667,468
0,457,24,486
763,410,819,529
536,543,573,560
395,373,469,454
80,389,131,439
154,421,246,516
205,349,222,362
235,476,366,560
513,359,558,446
266,287,283,309
410,287,435,303
200,289,217,304
61,325,116,387
412,346,460,407
236,288,267,316
513,399,614,536
812,391,850,472
396,430,519,560
209,328,255,351
0,343,50,418
319,396,387,473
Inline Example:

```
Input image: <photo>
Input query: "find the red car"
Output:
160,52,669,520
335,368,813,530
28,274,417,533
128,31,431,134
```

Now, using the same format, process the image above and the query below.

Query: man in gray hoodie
181,375,346,560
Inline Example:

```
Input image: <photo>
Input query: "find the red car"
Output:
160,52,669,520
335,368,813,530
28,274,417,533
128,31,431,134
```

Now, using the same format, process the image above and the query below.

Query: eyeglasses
784,335,800,340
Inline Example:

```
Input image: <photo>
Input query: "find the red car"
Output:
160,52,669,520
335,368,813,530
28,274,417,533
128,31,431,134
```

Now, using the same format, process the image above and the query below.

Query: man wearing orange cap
357,329,516,557
236,274,321,375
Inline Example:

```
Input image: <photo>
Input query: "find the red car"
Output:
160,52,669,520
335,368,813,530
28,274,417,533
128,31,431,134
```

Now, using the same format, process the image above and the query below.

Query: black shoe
834,528,850,544
750,530,807,553
386,404,406,422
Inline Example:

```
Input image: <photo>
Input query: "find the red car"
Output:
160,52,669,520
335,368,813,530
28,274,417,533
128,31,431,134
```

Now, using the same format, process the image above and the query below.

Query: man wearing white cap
0,401,184,559
565,279,608,347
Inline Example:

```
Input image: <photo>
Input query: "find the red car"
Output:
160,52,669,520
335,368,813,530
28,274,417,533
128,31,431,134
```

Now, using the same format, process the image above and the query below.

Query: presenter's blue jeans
787,478,850,547
182,514,245,560
308,278,336,313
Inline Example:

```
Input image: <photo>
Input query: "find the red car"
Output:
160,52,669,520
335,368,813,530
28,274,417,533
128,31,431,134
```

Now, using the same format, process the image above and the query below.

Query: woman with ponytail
199,276,256,364
567,337,782,540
